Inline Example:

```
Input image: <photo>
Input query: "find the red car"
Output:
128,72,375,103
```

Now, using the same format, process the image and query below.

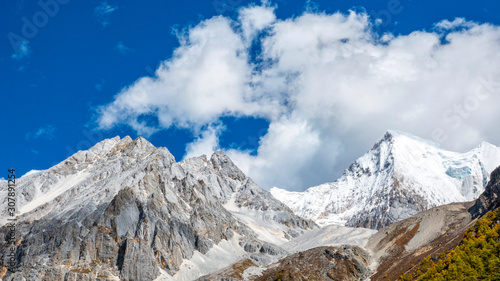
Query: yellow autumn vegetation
398,208,500,281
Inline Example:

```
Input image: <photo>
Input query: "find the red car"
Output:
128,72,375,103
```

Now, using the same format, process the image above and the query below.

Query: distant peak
210,151,246,180
381,130,440,147
385,129,405,137
132,136,155,150
210,151,232,167
384,130,420,140
477,141,497,149
87,136,123,155
121,135,133,143
211,150,230,160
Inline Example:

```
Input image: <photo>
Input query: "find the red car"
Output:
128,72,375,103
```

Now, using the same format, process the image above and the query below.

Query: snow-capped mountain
270,130,500,229
0,136,316,280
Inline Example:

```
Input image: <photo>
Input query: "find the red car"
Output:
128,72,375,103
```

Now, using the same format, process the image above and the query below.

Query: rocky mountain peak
210,151,247,182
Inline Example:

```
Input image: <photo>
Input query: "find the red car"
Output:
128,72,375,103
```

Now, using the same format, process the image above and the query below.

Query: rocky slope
253,245,371,281
198,245,372,281
0,136,315,281
468,164,500,218
368,202,475,281
271,130,500,229
369,165,500,281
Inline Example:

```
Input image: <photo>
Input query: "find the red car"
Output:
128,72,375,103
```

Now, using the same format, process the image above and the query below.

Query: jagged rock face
254,246,370,281
0,136,315,281
469,165,500,218
271,130,500,229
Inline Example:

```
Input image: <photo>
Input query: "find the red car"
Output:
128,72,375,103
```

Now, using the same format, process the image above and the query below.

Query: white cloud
96,3,500,191
434,18,476,30
26,125,56,140
95,2,118,27
11,40,31,60
238,2,276,43
97,15,274,136
184,125,222,159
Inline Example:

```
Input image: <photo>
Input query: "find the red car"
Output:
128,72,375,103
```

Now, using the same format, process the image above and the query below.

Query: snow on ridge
22,170,42,178
19,170,90,215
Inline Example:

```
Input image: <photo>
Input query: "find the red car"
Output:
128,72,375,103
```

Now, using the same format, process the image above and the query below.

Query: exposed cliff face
469,165,500,218
271,130,500,229
0,136,315,281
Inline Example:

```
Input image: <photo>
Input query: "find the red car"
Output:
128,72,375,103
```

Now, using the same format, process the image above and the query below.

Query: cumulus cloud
96,2,500,191
97,14,274,135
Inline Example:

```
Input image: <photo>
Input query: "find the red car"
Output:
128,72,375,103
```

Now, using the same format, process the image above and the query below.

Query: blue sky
2,0,500,191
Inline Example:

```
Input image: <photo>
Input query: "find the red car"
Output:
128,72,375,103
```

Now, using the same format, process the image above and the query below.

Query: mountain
270,130,500,229
0,136,315,281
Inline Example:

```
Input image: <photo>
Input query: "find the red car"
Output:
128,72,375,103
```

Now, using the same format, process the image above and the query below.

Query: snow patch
223,195,290,245
19,170,90,215
283,225,377,252
170,232,248,281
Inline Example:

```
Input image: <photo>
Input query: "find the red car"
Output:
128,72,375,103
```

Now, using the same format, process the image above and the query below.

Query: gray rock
0,136,315,280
